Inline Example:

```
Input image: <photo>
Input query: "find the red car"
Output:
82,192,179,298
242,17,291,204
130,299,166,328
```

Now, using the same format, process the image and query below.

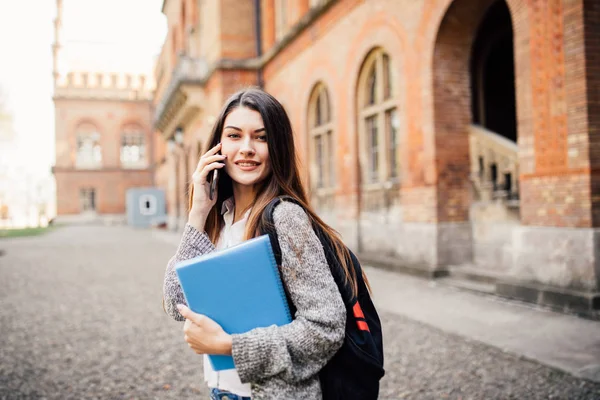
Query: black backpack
261,196,385,399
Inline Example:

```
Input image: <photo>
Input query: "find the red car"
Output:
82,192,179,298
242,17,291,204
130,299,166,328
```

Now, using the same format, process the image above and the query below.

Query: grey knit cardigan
163,201,346,400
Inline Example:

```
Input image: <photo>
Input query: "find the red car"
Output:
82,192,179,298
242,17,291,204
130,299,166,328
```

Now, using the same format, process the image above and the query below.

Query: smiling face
220,106,272,190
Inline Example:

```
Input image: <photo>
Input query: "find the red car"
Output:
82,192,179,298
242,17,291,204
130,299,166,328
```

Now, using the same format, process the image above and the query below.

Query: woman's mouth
235,161,261,171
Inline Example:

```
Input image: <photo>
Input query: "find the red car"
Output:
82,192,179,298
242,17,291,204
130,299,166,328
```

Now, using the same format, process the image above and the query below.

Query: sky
0,0,167,180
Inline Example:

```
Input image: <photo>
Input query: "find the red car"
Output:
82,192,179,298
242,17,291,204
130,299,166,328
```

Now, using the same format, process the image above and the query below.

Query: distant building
51,0,155,225
152,0,600,314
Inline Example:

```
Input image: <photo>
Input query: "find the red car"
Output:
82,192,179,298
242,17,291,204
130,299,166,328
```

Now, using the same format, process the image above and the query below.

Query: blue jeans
209,388,251,400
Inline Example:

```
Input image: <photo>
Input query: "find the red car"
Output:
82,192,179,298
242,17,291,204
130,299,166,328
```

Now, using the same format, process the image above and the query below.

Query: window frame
75,123,102,169
357,48,399,187
386,108,400,182
308,83,335,193
120,125,147,169
80,188,96,212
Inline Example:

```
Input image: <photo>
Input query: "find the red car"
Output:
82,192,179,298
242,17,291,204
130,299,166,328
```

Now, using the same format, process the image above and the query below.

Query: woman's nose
240,147,256,156
240,138,256,156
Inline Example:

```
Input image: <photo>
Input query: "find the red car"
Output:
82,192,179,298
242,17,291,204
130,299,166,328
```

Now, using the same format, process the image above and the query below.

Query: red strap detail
356,320,370,332
353,302,365,319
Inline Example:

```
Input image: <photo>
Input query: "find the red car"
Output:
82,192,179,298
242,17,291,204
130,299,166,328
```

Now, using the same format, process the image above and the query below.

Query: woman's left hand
177,304,233,355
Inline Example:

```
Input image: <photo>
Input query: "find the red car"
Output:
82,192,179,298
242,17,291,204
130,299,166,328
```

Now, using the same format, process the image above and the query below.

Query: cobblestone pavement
0,225,599,400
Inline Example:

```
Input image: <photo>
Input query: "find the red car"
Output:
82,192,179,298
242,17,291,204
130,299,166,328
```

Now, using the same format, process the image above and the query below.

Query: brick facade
154,0,600,292
584,0,600,226
53,97,154,216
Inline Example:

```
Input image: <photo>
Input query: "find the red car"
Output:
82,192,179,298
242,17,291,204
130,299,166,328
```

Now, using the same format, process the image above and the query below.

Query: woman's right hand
187,143,227,231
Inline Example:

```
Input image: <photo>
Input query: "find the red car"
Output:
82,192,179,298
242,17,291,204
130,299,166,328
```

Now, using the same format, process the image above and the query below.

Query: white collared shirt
203,197,252,396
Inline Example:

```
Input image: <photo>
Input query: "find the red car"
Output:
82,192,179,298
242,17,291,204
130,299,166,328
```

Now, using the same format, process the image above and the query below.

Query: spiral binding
264,236,293,322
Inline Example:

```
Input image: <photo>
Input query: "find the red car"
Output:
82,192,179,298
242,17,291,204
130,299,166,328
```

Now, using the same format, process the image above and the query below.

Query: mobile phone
209,169,218,200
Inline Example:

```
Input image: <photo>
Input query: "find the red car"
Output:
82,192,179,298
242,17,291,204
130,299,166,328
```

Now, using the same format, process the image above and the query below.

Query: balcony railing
469,124,519,205
153,55,208,131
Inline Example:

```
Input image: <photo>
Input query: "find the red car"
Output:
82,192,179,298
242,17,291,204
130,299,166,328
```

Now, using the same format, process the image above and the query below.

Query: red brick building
52,0,155,224
140,0,600,312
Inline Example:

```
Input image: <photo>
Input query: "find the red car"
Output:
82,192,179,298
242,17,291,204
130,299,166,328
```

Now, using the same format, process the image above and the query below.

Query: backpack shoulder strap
261,195,302,266
262,197,283,266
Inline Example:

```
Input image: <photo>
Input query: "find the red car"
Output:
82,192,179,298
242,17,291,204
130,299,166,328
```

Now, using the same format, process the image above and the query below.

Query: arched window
357,48,399,183
75,122,102,169
308,83,334,189
120,125,146,168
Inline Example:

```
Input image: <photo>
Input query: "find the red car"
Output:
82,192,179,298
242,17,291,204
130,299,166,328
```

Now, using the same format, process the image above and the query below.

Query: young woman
163,88,364,400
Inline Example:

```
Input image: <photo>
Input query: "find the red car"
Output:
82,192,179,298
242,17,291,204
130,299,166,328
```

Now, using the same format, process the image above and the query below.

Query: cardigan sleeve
162,223,216,321
231,202,346,384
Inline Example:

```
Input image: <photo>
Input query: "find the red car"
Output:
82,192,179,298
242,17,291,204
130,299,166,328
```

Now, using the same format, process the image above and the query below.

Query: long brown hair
189,87,370,296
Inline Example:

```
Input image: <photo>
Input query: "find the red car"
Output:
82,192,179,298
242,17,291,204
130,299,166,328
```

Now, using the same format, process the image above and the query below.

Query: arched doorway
471,0,516,143
433,0,518,223
470,0,518,199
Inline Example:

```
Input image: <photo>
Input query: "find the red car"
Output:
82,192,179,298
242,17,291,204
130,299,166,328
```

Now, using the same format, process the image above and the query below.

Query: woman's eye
227,133,240,139
257,135,267,141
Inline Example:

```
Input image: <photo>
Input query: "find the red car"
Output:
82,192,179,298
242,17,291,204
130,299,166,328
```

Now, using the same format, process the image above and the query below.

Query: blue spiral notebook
175,234,293,371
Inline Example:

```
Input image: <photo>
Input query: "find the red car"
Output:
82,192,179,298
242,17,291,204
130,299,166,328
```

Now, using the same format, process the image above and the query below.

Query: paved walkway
0,225,598,399
154,228,600,383
364,267,600,383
